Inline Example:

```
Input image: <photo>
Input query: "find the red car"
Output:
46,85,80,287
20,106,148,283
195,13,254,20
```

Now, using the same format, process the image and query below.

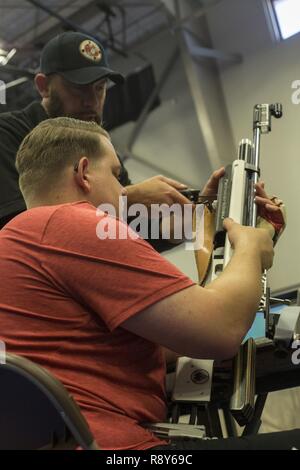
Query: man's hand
255,182,283,214
126,175,191,208
223,218,274,271
200,167,225,197
255,182,286,244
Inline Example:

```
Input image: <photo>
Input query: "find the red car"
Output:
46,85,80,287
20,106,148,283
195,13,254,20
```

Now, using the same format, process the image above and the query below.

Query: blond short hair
16,117,109,201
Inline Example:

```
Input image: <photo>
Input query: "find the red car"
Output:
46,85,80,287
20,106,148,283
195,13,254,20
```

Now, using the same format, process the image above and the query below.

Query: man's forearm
206,245,262,341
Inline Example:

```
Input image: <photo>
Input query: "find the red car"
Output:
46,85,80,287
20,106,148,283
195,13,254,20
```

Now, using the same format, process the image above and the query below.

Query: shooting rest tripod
145,327,300,441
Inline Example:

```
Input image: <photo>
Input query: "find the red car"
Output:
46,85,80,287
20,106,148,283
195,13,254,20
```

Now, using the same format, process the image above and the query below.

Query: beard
46,89,102,125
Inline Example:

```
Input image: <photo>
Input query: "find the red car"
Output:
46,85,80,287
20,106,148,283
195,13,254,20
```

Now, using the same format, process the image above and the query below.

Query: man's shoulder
41,201,106,240
46,201,98,222
0,101,46,132
30,201,97,228
44,201,132,235
2,202,97,245
41,201,151,253
5,201,152,257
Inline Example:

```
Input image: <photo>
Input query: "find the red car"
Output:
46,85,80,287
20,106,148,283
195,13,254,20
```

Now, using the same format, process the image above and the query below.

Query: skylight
271,0,300,40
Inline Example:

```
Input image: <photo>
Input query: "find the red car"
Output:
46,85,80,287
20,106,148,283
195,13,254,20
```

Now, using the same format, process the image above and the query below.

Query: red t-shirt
0,201,194,450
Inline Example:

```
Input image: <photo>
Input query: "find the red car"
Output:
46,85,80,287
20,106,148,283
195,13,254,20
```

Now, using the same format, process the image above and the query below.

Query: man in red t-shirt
0,117,298,450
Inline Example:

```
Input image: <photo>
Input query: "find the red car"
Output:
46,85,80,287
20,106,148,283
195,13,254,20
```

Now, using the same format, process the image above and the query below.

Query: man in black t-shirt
0,32,190,232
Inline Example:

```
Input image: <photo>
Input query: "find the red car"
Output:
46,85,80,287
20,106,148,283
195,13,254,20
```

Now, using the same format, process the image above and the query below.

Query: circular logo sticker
79,40,102,62
190,369,209,385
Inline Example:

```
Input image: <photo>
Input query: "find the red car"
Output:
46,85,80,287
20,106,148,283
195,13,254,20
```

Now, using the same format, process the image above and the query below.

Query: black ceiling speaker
103,63,161,131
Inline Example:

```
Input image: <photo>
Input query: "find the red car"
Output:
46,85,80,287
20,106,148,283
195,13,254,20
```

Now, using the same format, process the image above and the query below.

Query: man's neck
40,100,49,117
27,194,89,210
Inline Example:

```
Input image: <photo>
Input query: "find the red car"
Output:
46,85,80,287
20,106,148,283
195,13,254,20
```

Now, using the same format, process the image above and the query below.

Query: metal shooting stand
146,103,300,441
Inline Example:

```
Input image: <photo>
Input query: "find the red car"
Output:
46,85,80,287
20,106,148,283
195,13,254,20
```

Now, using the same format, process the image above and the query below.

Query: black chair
0,353,99,450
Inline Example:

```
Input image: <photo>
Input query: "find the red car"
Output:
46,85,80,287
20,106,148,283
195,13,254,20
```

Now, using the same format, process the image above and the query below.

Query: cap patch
79,40,102,62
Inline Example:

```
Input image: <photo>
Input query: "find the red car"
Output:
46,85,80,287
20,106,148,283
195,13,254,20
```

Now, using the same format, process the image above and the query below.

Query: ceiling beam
25,0,126,56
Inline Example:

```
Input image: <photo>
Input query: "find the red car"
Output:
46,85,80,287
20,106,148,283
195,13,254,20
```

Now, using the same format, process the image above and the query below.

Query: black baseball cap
40,32,124,85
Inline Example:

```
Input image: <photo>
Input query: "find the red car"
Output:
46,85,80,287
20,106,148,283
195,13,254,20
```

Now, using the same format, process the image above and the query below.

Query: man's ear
34,73,51,98
73,157,91,193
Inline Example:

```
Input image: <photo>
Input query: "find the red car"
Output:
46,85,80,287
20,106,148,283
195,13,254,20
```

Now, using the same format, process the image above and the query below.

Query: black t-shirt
0,102,47,221
0,101,131,224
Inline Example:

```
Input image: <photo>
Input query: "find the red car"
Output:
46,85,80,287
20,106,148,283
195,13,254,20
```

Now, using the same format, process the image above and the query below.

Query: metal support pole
183,29,242,64
242,393,268,436
171,0,236,171
1,77,29,90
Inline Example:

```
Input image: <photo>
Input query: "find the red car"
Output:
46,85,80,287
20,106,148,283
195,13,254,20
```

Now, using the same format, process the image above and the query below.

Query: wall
207,0,300,291
110,0,300,290
110,27,213,189
110,27,216,282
